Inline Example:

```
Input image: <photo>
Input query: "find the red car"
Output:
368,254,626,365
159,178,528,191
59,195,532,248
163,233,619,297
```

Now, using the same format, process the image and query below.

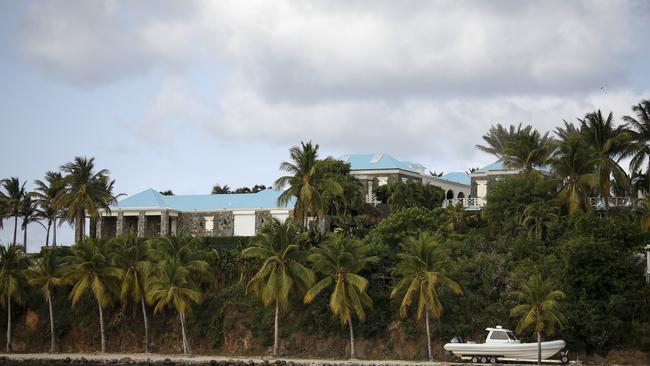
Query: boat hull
444,340,566,360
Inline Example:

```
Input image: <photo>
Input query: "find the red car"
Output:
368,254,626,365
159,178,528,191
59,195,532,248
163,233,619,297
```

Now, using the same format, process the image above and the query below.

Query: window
234,211,256,236
490,331,509,340
204,216,214,232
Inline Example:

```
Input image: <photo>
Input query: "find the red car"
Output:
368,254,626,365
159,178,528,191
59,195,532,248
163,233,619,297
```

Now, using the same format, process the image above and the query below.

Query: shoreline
0,353,462,366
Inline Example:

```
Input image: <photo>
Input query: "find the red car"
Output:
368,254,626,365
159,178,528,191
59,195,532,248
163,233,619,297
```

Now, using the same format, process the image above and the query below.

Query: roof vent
370,153,383,163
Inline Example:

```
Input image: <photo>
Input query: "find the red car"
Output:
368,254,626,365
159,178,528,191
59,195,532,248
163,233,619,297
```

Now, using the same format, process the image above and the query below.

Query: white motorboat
443,326,568,364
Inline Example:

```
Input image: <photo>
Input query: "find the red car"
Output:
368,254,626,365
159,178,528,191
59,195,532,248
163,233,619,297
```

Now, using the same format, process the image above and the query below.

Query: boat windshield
506,331,518,341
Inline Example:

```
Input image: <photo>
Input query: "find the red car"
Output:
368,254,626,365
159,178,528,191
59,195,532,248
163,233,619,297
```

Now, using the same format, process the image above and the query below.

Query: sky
1,0,649,251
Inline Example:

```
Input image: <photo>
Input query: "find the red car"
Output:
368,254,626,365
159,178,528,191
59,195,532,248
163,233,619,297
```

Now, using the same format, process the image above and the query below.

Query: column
96,216,103,239
116,212,124,236
161,211,170,236
137,212,146,238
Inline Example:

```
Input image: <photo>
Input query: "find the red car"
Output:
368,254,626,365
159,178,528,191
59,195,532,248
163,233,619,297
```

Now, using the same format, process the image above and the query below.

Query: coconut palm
55,157,120,244
520,202,558,241
624,100,650,193
147,259,201,356
476,123,524,158
390,232,462,361
242,218,314,357
506,128,556,171
109,234,153,353
147,234,209,278
274,141,343,228
577,111,631,211
0,177,27,246
0,245,30,352
510,273,566,366
26,249,64,352
64,238,118,353
211,184,231,194
20,194,44,248
304,234,378,359
551,128,597,214
34,172,66,247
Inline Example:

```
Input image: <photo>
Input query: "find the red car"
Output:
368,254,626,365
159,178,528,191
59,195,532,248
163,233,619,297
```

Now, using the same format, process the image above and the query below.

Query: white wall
234,211,256,236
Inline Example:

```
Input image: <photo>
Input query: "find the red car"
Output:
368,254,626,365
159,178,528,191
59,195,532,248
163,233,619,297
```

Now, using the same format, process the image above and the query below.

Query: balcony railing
442,196,634,211
588,197,634,209
442,197,486,211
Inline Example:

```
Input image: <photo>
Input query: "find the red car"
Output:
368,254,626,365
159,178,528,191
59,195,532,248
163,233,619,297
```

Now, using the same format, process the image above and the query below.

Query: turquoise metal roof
340,153,423,173
439,172,470,185
114,188,294,211
475,160,506,173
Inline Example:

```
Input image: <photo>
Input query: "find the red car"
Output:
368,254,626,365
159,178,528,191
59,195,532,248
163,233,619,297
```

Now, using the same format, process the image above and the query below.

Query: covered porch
96,209,179,239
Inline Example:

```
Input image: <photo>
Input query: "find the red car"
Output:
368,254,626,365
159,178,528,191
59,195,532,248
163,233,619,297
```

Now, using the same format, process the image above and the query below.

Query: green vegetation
0,99,649,361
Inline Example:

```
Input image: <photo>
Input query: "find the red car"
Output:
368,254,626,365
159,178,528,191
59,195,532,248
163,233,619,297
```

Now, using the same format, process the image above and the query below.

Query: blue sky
1,1,649,251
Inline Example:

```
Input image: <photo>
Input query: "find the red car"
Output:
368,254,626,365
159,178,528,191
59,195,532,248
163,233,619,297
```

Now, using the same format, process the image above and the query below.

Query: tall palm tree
110,234,153,353
577,110,630,211
147,234,208,278
147,259,201,356
0,177,27,246
477,124,555,172
26,249,64,352
476,123,524,158
20,194,44,249
551,128,597,214
510,273,566,366
0,245,30,352
390,232,462,361
623,99,650,193
55,157,120,244
304,234,378,359
520,202,558,241
242,218,314,357
34,172,66,247
274,142,342,228
64,238,118,353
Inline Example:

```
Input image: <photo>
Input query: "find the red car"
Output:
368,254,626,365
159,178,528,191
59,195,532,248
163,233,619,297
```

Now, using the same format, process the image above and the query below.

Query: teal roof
114,188,294,211
340,153,424,173
439,172,470,185
476,160,506,173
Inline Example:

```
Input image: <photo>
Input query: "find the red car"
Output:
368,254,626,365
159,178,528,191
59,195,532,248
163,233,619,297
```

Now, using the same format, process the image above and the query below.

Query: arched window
446,189,454,199
457,192,465,198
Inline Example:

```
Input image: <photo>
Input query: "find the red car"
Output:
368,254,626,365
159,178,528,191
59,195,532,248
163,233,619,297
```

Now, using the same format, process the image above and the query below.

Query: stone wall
145,216,161,237
255,210,272,232
214,211,234,237
178,211,236,237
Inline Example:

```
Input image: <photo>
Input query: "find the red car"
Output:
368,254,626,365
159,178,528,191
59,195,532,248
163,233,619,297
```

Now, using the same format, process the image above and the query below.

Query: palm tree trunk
273,302,279,357
12,215,18,246
52,218,57,247
23,221,28,248
537,331,542,366
48,291,56,352
425,310,433,361
348,317,356,359
179,311,192,356
97,301,106,353
45,220,52,247
140,295,151,353
6,294,11,352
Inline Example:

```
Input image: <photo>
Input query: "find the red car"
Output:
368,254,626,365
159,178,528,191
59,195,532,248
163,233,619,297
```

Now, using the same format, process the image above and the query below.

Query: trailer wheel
471,356,479,363
489,357,497,364
561,355,569,364
480,356,488,363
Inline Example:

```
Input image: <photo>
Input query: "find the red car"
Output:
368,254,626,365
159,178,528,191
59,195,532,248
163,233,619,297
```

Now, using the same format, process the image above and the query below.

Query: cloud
12,0,650,171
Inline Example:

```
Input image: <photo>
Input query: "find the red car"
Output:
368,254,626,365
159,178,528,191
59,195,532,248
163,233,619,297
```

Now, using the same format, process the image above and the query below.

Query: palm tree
477,124,555,172
577,110,631,211
520,202,558,241
476,123,524,158
64,238,118,353
211,184,231,194
0,177,26,246
26,249,64,352
0,245,30,352
274,142,342,228
242,218,314,357
109,234,153,353
390,232,462,361
304,234,378,359
55,157,120,244
147,234,209,278
147,259,201,356
20,194,44,248
551,128,597,214
624,100,650,193
510,273,566,366
34,172,66,247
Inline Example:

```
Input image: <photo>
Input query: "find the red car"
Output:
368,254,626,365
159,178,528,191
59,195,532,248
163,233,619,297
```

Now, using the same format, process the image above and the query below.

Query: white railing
588,197,633,209
442,197,486,210
366,193,380,205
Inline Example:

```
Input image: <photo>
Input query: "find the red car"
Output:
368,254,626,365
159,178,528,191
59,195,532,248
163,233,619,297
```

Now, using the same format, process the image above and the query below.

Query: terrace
442,196,636,211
